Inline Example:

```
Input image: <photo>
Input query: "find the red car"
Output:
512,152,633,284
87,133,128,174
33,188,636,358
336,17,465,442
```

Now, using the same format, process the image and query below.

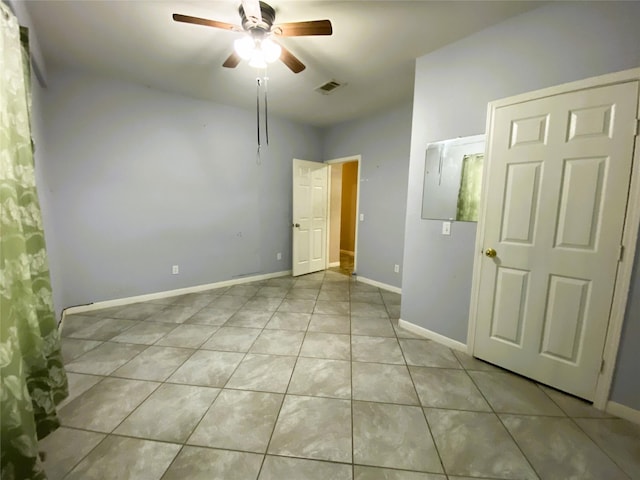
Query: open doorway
327,156,360,277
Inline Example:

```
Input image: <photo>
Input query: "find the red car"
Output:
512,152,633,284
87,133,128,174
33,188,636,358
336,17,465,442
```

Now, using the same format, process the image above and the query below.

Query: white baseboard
355,276,401,294
328,261,340,267
61,270,292,320
606,401,640,425
398,319,467,352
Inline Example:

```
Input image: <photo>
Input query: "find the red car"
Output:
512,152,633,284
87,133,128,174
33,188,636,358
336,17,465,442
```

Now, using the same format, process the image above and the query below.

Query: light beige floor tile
501,414,628,480
307,314,350,334
409,366,491,411
151,305,203,324
243,296,284,311
424,408,537,479
226,285,260,297
351,292,384,304
318,290,350,302
115,384,219,442
112,346,193,381
170,292,218,308
399,339,460,368
288,357,351,399
65,435,179,480
452,350,501,372
354,466,445,480
64,317,138,341
111,302,167,321
352,362,419,405
265,311,311,331
256,286,290,298
380,291,402,306
351,302,389,318
260,456,352,480
300,332,351,360
351,317,396,337
39,427,106,480
167,350,244,387
225,353,296,393
201,326,261,352
250,329,305,355
576,417,640,479
352,336,404,364
269,395,352,463
208,295,251,309
278,299,317,314
154,324,218,348
59,377,159,432
188,389,282,453
163,446,263,480
185,307,237,325
65,342,147,375
58,373,103,408
469,371,564,416
539,385,613,418
225,309,274,328
353,401,441,472
61,338,103,363
110,322,176,345
286,288,320,300
314,300,350,315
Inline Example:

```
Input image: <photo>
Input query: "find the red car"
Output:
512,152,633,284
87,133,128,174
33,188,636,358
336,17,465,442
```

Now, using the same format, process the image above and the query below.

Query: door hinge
618,244,625,262
600,358,605,373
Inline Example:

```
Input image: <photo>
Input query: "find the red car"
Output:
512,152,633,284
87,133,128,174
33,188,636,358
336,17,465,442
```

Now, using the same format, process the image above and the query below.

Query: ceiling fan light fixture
234,36,255,60
248,49,267,69
261,38,281,63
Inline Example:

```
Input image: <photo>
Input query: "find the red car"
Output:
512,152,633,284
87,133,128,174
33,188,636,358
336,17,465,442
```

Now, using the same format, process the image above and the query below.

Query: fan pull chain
264,75,269,146
256,77,261,163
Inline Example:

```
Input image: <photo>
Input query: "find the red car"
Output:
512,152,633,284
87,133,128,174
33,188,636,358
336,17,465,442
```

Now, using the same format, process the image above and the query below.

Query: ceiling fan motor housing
240,1,276,32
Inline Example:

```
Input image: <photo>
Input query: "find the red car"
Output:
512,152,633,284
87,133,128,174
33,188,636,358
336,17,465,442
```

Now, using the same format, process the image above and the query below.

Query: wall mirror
421,134,485,222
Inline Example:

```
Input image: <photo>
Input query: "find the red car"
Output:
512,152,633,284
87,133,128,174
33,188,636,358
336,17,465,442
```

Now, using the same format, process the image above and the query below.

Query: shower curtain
1,3,68,479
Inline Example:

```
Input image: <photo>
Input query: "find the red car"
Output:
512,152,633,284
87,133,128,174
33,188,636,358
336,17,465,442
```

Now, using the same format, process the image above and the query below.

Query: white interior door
473,80,639,400
292,159,328,277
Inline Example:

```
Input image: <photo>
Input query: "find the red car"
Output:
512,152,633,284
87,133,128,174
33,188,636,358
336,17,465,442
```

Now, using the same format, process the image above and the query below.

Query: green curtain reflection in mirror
1,4,68,479
456,153,484,222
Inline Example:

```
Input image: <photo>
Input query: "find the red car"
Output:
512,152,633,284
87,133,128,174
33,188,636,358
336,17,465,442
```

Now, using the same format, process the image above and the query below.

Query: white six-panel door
292,159,328,277
473,81,639,400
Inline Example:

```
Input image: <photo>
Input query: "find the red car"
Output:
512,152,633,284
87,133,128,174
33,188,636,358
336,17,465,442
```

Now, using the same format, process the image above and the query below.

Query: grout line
399,332,448,477
465,372,542,479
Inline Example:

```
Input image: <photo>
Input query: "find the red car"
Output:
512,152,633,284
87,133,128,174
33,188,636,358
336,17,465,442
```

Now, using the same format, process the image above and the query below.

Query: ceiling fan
173,0,333,73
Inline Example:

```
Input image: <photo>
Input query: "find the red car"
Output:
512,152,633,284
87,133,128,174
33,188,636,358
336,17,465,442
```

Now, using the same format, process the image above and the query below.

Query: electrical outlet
442,221,451,236
277,252,282,260
172,265,179,275
394,264,400,273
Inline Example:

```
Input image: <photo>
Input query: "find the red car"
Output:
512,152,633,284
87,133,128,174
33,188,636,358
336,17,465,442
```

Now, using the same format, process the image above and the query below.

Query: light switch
442,221,451,235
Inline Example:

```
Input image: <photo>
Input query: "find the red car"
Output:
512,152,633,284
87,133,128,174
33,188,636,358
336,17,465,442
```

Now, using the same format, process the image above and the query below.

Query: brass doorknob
485,248,497,258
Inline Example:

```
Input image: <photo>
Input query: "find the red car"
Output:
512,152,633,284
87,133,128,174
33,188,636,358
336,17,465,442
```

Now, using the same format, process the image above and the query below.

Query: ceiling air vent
315,80,344,95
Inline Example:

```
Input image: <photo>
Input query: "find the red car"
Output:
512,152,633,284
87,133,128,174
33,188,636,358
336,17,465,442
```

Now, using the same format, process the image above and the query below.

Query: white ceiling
24,1,542,127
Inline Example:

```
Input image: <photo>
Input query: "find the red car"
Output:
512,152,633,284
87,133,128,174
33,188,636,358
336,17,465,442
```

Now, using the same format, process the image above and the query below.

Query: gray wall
402,2,640,407
39,70,322,314
611,223,640,410
323,102,412,289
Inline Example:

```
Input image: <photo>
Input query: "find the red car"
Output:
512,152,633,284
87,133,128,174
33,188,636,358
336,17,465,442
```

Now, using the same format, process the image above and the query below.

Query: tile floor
41,271,640,480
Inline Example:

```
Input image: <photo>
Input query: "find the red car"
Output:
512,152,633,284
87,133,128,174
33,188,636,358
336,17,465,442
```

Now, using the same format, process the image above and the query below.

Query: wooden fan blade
275,20,332,37
172,13,239,32
222,51,241,68
240,0,262,22
279,44,305,73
